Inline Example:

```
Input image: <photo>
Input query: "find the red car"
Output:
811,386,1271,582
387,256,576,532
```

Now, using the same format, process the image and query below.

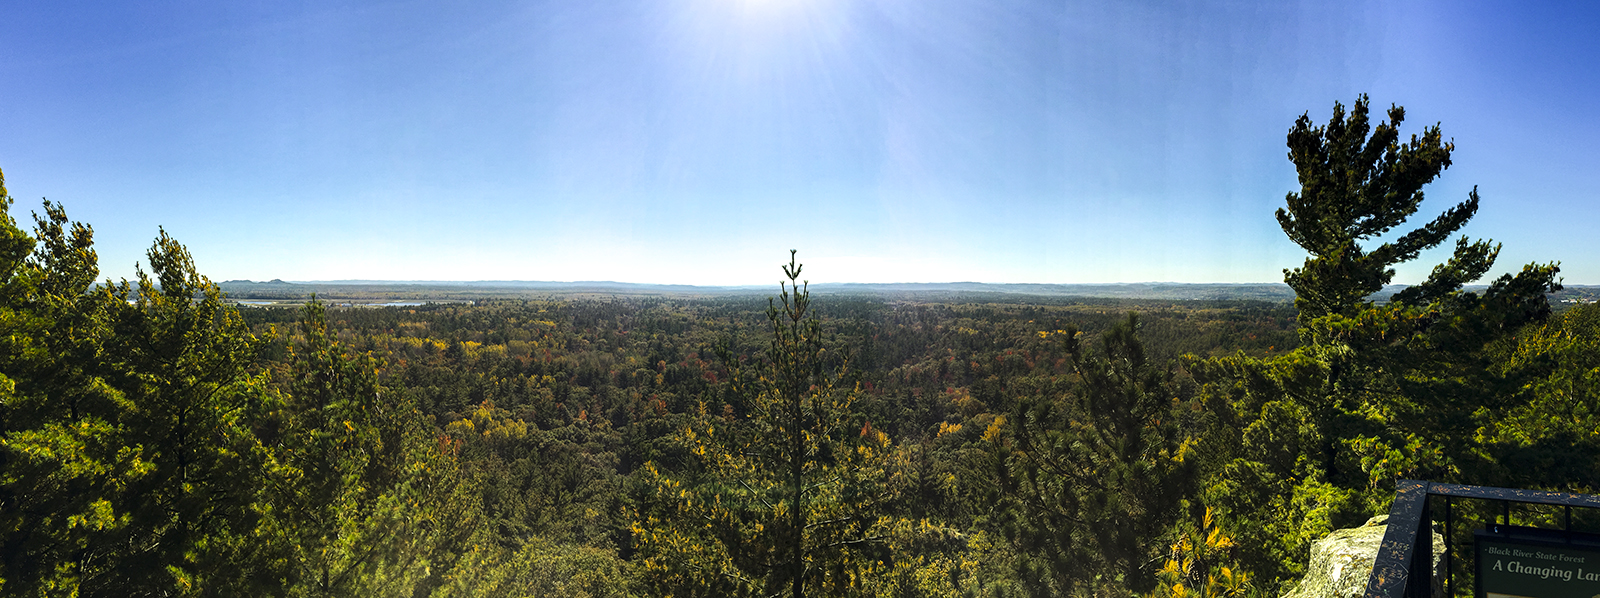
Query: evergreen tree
1277,94,1477,323
251,299,482,597
1486,302,1600,491
996,314,1197,597
634,251,913,597
1190,97,1563,591
1272,95,1560,485
0,171,134,594
95,229,273,595
0,171,477,596
0,170,276,595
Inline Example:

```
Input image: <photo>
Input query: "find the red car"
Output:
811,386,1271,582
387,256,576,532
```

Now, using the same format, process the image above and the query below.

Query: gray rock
1283,515,1447,598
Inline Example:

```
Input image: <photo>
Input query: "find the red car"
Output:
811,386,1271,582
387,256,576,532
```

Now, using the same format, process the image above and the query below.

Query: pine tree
997,314,1197,597
1189,97,1564,592
1273,95,1561,481
95,229,273,594
1277,94,1479,322
0,172,276,595
0,168,480,596
634,251,910,597
252,299,484,597
0,171,135,594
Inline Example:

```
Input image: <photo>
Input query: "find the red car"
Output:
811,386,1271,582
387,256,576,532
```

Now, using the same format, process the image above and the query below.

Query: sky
1,0,1596,286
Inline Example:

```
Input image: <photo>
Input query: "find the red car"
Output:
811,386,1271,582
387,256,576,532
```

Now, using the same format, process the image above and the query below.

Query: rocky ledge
1283,515,1447,598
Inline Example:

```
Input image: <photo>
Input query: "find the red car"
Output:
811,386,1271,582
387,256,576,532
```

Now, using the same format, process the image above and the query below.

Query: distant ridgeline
218,279,1600,305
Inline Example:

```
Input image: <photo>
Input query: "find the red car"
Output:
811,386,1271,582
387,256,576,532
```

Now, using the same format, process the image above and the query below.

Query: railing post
1367,479,1429,598
1409,494,1431,598
1445,497,1454,598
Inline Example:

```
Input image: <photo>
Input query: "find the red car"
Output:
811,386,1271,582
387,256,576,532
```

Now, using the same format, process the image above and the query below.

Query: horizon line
216,279,1599,288
224,279,1299,287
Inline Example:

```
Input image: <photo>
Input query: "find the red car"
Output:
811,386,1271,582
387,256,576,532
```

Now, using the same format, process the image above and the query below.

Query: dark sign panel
1477,526,1600,598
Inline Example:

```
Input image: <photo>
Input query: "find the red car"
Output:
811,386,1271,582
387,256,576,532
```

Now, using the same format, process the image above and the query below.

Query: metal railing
1364,480,1600,598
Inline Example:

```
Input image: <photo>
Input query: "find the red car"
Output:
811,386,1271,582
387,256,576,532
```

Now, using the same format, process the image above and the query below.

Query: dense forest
3,97,1597,598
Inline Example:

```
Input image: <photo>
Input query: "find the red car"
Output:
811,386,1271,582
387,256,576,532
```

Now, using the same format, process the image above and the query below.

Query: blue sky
2,0,1596,285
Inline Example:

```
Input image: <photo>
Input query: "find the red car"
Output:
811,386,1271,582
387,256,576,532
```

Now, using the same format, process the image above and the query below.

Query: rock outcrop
1283,515,1447,598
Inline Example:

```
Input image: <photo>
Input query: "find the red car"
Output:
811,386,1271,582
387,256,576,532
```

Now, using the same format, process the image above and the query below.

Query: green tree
0,170,479,596
0,172,135,595
634,251,918,597
0,167,276,595
95,229,274,595
252,299,484,597
431,535,642,598
1482,302,1600,491
1277,94,1479,323
1190,96,1563,592
1185,349,1358,588
995,314,1198,597
1273,95,1560,487
443,399,627,553
259,300,395,594
431,398,644,598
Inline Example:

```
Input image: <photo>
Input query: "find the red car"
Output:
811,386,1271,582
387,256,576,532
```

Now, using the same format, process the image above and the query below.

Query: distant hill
218,279,767,300
216,279,1600,305
218,279,1301,302
808,282,1300,301
218,279,311,299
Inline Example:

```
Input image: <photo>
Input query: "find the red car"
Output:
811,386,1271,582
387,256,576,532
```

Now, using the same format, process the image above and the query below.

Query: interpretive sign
1477,526,1600,598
